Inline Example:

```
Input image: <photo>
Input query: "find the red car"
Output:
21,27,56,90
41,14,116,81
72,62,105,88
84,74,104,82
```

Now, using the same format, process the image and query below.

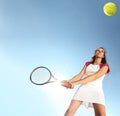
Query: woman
62,47,110,116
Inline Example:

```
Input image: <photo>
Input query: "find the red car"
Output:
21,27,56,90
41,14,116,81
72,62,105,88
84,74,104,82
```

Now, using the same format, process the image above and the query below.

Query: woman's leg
93,103,106,116
64,100,83,116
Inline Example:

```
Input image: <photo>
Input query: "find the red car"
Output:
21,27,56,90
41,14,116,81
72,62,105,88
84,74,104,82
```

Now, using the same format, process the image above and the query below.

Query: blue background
0,0,120,115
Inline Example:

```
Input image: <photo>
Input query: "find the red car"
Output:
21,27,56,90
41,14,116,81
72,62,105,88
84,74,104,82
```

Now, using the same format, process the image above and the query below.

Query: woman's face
95,48,105,58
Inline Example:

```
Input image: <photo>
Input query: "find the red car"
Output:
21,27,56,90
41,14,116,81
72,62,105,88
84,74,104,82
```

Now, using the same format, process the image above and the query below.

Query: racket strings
30,68,51,85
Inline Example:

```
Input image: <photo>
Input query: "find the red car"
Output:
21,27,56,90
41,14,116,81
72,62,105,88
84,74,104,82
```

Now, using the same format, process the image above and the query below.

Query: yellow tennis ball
103,2,117,16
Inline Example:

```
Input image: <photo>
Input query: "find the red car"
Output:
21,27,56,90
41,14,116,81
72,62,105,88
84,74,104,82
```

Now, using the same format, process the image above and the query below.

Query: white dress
72,63,107,108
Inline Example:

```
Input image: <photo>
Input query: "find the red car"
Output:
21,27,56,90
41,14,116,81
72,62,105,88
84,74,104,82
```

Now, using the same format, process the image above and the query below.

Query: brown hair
91,47,107,64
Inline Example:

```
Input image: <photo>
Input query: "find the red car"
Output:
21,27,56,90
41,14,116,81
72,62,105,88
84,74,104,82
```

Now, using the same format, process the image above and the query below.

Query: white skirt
72,84,105,108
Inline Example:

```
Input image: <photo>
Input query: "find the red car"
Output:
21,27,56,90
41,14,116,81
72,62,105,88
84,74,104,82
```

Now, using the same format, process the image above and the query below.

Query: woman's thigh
67,100,83,112
93,103,106,116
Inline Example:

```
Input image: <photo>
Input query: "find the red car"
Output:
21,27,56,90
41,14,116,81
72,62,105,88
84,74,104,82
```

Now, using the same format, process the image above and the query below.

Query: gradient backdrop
0,0,120,116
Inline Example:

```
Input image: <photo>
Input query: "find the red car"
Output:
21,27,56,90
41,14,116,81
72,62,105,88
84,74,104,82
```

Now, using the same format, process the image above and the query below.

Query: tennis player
62,47,110,116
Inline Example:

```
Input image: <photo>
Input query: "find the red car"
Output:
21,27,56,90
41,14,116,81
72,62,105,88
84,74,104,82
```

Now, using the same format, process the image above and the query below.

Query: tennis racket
30,66,58,85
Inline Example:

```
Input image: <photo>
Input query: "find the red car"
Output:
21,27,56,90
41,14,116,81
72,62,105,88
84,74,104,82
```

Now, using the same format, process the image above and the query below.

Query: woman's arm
68,64,87,83
71,65,109,86
61,64,86,88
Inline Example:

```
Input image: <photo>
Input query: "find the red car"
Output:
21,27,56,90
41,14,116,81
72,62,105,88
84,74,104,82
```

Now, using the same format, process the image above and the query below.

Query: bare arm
68,64,87,83
71,66,109,86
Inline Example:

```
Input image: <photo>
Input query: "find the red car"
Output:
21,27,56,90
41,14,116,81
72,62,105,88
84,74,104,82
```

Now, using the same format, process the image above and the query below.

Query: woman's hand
61,80,74,89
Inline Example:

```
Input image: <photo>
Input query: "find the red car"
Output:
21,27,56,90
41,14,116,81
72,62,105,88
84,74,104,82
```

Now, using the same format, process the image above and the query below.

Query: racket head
30,66,52,85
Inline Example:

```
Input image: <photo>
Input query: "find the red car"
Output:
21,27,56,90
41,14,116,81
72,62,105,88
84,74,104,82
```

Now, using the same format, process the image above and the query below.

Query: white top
72,63,106,108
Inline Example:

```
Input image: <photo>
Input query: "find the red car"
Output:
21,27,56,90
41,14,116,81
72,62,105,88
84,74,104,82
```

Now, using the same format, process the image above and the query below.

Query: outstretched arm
68,64,87,83
71,65,109,86
61,64,86,88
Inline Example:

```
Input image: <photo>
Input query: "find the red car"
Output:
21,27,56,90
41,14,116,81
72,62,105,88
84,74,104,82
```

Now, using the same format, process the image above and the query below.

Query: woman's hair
91,47,107,64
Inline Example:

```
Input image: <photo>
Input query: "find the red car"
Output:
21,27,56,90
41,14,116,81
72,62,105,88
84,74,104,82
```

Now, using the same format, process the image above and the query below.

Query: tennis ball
103,2,117,16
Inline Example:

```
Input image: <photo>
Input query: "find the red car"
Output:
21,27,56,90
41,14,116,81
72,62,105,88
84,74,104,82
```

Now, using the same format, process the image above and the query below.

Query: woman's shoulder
100,63,110,73
100,63,109,67
85,61,92,67
85,61,110,73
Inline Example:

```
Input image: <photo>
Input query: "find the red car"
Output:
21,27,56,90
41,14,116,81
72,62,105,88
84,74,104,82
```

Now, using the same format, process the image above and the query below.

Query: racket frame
30,66,57,85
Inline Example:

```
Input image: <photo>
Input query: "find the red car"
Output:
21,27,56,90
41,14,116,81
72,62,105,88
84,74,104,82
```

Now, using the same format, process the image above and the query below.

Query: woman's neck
94,58,102,65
